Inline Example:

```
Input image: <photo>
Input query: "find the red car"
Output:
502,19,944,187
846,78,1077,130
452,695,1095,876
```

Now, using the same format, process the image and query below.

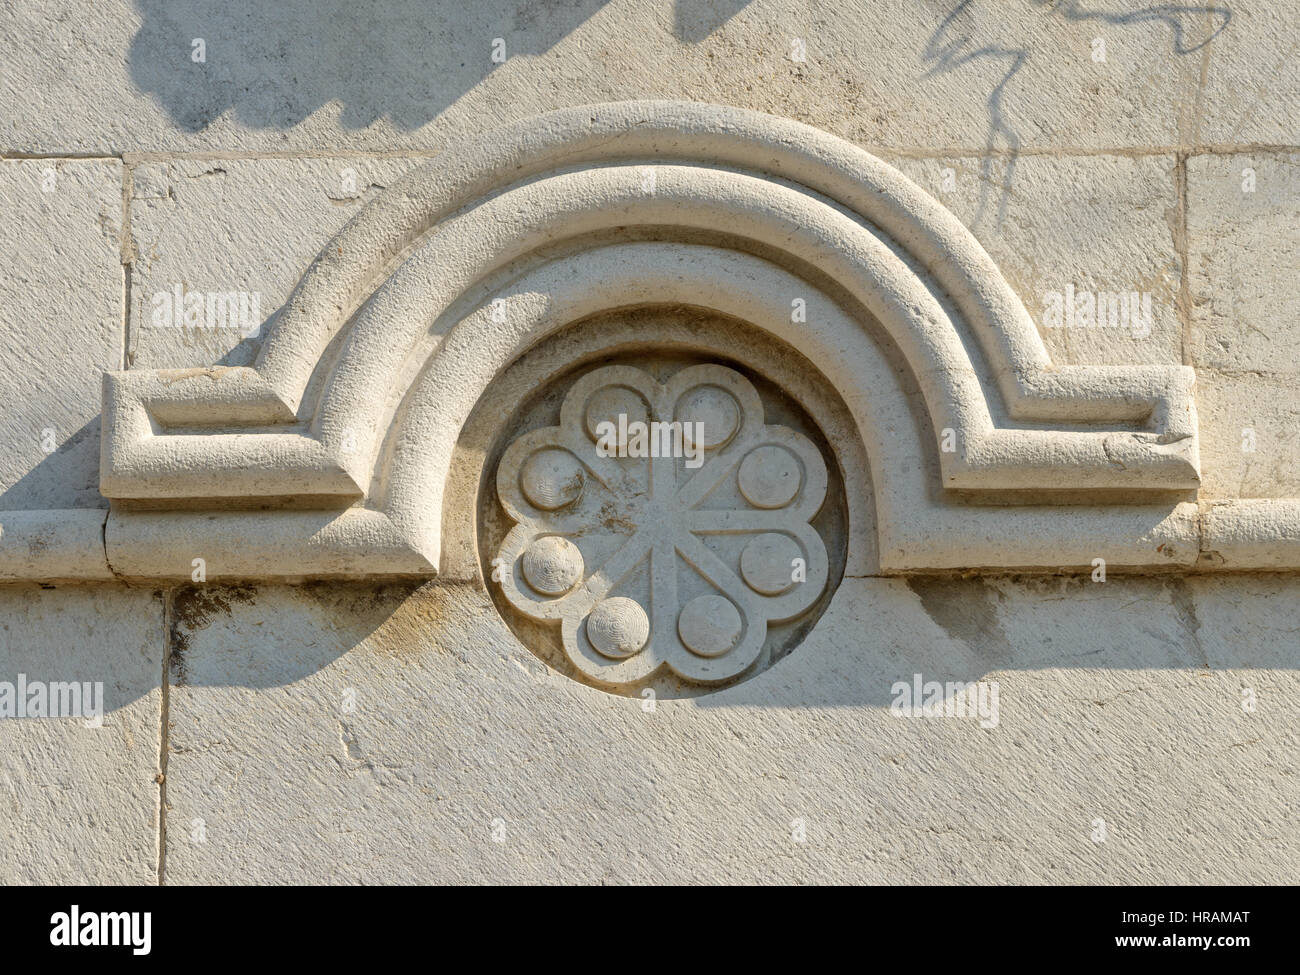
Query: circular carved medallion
486,357,841,691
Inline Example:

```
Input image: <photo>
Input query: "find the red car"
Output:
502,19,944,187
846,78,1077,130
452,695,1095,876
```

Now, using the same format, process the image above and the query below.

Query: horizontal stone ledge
0,509,113,581
878,502,1201,573
103,508,436,581
4,502,1300,581
1201,499,1300,570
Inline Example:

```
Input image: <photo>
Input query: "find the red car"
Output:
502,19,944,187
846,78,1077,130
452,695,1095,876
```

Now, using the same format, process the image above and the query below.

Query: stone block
127,157,423,369
0,586,163,884
161,577,1298,883
0,159,121,510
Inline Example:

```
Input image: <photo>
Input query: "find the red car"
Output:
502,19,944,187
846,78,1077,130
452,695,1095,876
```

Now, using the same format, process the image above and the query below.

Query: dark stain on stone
167,584,258,685
26,531,50,557
293,580,448,661
598,500,637,535
356,582,488,662
907,577,1011,660
297,579,426,620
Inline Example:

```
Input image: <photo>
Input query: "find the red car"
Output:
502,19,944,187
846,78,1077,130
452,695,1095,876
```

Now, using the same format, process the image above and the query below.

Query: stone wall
1,1,1296,885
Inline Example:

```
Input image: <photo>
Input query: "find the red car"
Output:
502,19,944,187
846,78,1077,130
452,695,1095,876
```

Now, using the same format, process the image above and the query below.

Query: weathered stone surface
1192,574,1300,669
162,578,1298,884
1199,2,1300,148
127,157,422,369
0,585,162,884
887,152,1182,367
6,0,1300,890
1188,151,1300,375
0,159,121,510
1194,369,1300,499
1185,153,1300,500
1,1,1219,155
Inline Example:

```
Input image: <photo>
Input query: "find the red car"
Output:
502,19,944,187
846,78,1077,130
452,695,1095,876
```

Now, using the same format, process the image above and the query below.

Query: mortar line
1174,151,1191,365
120,149,446,162
120,163,135,369
0,151,120,160
112,143,1300,160
99,509,126,582
877,144,1300,159
157,589,172,886
120,266,129,371
1196,499,1208,563
4,144,1300,164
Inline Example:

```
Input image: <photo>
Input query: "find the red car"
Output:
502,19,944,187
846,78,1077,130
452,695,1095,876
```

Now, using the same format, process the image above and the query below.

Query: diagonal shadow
129,0,754,133
69,570,1300,716
0,417,106,512
674,0,752,42
924,0,1232,227
128,0,611,132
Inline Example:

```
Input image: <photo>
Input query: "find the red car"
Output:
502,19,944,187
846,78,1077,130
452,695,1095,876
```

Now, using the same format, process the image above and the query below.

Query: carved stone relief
477,332,848,694
13,101,1293,587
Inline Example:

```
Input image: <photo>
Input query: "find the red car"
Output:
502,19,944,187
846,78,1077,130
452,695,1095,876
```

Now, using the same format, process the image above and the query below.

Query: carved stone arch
100,100,1204,580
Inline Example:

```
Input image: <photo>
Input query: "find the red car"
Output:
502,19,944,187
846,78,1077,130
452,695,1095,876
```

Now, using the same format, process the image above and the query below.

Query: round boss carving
587,597,651,659
519,448,585,510
521,536,584,596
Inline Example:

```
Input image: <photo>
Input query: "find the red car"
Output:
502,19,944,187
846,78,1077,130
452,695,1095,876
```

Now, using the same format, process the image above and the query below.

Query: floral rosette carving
493,363,829,686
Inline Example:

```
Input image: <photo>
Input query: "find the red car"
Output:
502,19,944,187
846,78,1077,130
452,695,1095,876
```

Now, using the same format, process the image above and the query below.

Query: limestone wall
0,1,1296,885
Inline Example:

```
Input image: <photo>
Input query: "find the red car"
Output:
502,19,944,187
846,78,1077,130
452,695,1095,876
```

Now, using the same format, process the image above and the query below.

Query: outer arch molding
98,100,1203,578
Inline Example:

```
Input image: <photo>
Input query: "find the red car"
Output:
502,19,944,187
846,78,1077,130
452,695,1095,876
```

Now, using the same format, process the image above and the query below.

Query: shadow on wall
923,0,1232,226
83,573,1296,716
127,0,752,132
0,418,105,512
0,308,282,512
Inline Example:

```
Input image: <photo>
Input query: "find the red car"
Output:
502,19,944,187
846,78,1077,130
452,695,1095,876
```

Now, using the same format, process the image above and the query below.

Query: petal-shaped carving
493,364,831,687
